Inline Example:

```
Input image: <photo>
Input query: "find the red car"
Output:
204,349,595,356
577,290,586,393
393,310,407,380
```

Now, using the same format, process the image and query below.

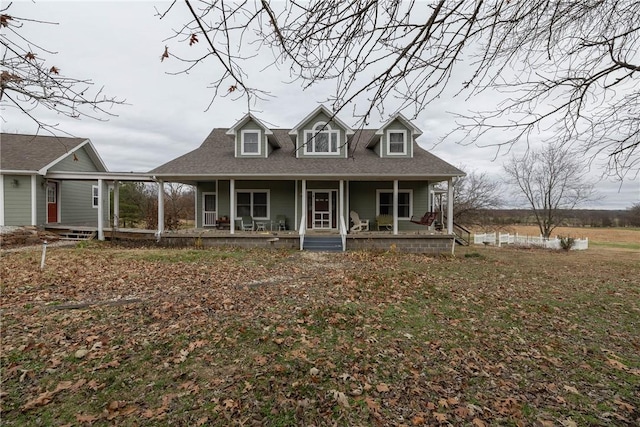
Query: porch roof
150,129,465,181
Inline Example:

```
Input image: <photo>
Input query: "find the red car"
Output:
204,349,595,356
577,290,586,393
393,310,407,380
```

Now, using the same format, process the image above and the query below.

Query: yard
1,233,639,425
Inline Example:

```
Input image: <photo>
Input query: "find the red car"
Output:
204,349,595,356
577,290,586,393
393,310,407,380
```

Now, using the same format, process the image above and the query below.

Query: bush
559,236,575,251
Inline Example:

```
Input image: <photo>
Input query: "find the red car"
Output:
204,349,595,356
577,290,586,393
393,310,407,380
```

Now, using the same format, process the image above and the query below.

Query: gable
0,133,107,174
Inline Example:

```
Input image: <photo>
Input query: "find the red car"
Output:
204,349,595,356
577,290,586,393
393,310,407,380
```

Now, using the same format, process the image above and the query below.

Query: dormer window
305,122,339,154
241,130,260,155
387,130,407,155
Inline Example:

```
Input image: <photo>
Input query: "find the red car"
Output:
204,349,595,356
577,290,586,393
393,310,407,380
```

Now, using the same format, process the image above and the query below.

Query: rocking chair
409,211,438,226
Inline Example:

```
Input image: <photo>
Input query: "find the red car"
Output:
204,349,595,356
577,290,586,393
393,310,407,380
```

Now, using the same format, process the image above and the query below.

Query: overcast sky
2,1,638,209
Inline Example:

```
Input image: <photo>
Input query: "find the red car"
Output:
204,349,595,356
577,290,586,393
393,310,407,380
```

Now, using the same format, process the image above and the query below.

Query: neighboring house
0,133,109,227
150,105,465,235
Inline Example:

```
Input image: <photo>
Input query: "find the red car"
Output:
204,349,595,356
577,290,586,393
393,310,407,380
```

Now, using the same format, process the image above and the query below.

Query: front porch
45,224,456,254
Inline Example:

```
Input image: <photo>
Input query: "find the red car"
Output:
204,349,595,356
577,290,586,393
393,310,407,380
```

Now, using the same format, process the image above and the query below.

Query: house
150,106,465,251
0,133,109,227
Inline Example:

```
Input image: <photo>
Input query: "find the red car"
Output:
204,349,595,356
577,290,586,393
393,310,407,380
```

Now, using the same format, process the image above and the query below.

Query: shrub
559,236,575,251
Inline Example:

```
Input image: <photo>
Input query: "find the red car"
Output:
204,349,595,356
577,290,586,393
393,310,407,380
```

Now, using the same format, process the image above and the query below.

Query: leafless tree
159,0,639,178
452,168,502,224
0,3,123,135
504,143,597,238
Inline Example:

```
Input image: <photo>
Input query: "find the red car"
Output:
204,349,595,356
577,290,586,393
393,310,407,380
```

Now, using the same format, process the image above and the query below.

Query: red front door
47,182,58,223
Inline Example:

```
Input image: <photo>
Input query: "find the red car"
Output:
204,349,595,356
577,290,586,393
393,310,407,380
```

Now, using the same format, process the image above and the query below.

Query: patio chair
376,214,393,231
409,211,438,226
350,211,370,232
276,214,287,231
240,216,254,231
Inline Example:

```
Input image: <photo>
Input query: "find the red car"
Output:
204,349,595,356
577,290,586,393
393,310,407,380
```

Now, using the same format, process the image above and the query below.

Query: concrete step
303,236,343,252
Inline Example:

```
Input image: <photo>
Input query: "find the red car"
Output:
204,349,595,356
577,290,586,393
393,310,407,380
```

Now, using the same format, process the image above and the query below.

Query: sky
2,1,638,210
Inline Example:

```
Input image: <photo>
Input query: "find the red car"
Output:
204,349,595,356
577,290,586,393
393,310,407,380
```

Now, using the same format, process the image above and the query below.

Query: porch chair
240,216,254,231
349,211,370,232
275,215,287,231
409,211,438,227
376,214,393,231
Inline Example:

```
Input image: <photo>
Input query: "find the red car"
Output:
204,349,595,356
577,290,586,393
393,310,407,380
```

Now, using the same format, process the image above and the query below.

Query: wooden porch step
57,230,97,241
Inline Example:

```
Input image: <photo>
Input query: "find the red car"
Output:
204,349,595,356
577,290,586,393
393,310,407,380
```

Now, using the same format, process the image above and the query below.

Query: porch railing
299,214,306,251
339,214,347,251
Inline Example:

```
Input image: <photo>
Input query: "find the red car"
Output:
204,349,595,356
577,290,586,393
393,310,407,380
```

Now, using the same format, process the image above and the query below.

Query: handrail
443,215,471,245
339,214,347,251
299,214,306,250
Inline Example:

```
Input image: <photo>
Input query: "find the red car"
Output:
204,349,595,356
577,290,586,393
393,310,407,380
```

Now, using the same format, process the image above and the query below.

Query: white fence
473,232,588,250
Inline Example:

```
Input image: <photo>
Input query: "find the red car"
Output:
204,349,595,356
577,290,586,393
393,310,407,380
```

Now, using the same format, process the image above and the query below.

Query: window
305,122,339,154
236,190,269,219
387,130,407,155
241,130,260,155
377,190,412,219
92,185,99,208
47,185,57,203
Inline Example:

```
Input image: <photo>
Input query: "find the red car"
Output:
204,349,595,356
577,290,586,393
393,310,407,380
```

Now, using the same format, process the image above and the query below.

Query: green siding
58,180,104,226
3,175,32,226
194,180,432,232
49,146,101,172
349,181,430,231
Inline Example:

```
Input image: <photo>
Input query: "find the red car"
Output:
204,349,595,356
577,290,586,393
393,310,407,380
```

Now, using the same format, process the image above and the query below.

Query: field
1,229,639,426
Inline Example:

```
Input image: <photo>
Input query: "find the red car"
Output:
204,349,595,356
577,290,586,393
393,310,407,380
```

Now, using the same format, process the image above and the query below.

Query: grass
1,243,639,426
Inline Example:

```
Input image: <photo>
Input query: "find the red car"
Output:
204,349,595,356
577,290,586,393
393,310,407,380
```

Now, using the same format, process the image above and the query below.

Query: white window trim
92,185,99,208
241,129,262,155
235,189,270,220
376,189,413,220
304,122,341,155
386,129,408,156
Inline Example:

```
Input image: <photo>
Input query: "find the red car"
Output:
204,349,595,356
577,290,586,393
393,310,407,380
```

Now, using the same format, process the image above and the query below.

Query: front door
47,181,58,223
307,191,338,230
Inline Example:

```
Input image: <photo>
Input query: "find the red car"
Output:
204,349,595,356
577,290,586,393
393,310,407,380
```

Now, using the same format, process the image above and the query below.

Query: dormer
226,113,278,158
289,105,354,158
369,113,423,158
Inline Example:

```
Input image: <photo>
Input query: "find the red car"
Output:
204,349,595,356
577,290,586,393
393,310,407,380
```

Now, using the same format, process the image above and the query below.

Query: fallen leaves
2,246,639,425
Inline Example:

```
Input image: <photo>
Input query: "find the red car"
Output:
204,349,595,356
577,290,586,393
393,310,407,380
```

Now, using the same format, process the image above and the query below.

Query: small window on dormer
305,123,339,154
241,130,260,155
388,130,407,155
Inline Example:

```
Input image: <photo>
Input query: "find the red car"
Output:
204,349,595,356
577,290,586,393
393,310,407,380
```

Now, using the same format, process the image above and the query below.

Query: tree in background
627,203,640,227
160,1,639,178
452,168,502,225
111,183,146,228
1,4,122,134
504,144,596,238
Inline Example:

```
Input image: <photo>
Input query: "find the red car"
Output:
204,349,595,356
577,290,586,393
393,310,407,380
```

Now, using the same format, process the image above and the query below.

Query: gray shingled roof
151,129,465,180
1,133,89,171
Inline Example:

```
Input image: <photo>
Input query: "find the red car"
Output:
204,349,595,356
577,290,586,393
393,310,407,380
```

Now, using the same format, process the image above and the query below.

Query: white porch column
97,178,104,240
157,180,165,235
31,175,38,226
294,180,299,231
345,180,350,220
229,179,235,235
301,179,307,230
339,180,344,231
0,175,5,226
447,178,454,234
393,180,399,235
113,180,120,229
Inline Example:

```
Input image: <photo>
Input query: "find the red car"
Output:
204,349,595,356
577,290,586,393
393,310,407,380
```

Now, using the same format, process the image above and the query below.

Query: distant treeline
466,208,640,228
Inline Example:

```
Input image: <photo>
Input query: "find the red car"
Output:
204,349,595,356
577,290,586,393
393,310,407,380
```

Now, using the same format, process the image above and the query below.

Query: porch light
11,179,19,188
